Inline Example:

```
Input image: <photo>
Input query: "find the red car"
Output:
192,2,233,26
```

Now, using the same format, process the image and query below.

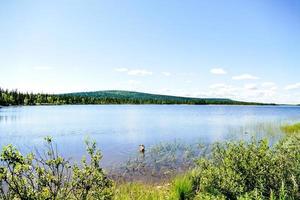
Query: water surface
0,105,299,167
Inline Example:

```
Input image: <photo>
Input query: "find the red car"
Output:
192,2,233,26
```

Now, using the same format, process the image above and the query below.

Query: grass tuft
169,175,194,200
281,123,300,135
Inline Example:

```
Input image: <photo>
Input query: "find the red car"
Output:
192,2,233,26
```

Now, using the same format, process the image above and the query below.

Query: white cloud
261,82,275,87
232,74,259,80
203,82,284,103
114,68,153,76
261,82,277,90
114,67,129,72
128,80,140,85
209,83,228,89
209,84,238,97
158,88,172,94
127,69,152,76
162,72,171,76
148,81,295,104
210,68,227,75
244,83,258,90
285,82,300,90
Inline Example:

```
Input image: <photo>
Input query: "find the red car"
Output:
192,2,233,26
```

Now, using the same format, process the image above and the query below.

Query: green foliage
169,175,194,200
194,192,226,200
281,123,300,135
191,135,300,199
0,137,113,200
0,88,269,106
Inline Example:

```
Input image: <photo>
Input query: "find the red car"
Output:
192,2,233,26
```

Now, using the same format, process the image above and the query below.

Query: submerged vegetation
112,141,202,182
0,123,299,199
0,88,271,106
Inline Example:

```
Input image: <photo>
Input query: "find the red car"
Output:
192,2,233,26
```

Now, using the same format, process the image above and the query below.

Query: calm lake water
0,105,299,167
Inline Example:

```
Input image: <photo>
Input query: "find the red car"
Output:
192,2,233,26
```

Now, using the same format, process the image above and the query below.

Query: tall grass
113,182,169,200
169,175,194,200
281,122,300,135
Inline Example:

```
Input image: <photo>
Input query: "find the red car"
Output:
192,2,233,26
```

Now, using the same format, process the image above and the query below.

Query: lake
0,105,299,167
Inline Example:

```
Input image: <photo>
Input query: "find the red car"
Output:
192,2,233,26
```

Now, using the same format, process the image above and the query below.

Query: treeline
0,88,269,106
0,88,64,106
0,88,141,106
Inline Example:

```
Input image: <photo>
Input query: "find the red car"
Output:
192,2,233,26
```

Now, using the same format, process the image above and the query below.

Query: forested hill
0,88,273,106
61,90,268,105
63,90,232,102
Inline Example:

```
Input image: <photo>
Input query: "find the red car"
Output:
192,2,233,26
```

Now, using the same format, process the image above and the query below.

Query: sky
0,0,300,104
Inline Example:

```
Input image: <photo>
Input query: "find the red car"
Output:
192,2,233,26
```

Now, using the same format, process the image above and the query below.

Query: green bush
0,137,113,200
194,192,225,200
191,135,300,199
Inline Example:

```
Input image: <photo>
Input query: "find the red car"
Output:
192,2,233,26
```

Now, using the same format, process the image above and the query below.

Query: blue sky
0,0,299,104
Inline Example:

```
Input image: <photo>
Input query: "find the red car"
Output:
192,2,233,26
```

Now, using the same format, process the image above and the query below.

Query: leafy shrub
192,134,300,199
194,192,225,200
0,137,113,200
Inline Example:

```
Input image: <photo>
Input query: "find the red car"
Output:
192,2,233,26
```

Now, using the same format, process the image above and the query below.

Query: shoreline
0,103,284,107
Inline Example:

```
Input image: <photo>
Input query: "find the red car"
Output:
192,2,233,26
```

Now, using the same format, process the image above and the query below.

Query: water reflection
0,115,18,123
0,105,299,168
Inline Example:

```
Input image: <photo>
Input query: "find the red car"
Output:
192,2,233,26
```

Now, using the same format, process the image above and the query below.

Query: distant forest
0,88,272,106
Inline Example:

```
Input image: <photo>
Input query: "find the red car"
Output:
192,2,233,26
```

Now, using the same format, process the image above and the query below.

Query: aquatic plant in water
112,140,209,183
